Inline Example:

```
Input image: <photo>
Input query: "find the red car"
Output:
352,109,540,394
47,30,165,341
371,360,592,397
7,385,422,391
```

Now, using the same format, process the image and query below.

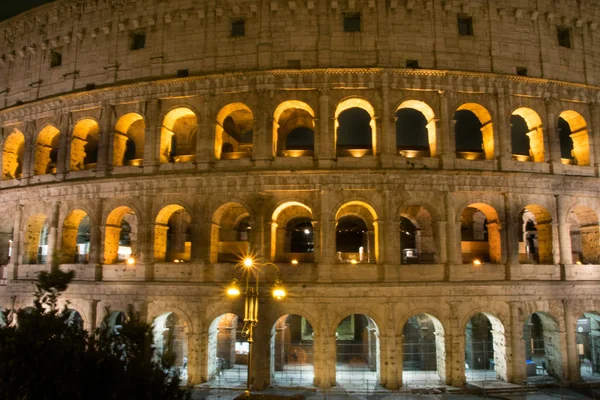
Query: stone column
143,99,160,174
313,330,336,389
435,220,448,264
563,299,581,381
311,220,321,264
136,222,154,280
447,301,465,386
496,91,512,169
95,101,112,177
249,316,272,390
20,125,34,185
439,90,456,169
88,199,103,280
46,202,61,267
556,195,573,265
196,96,213,171
385,218,399,266
317,89,334,165
187,332,202,385
486,221,502,264
509,302,526,383
536,221,555,265
545,99,563,171
589,102,600,176
379,86,394,167
504,194,520,266
445,192,459,267
55,112,70,179
381,328,399,389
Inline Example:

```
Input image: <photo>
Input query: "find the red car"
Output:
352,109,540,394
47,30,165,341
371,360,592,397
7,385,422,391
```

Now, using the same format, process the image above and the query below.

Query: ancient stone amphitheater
0,0,599,391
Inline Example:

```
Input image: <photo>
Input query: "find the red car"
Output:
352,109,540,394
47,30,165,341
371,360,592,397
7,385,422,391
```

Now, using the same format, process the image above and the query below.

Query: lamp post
226,256,287,399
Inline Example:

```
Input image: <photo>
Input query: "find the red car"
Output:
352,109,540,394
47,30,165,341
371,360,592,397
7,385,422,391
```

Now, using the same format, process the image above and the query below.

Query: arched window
518,205,554,264
34,125,60,175
335,202,378,263
104,207,138,264
23,214,48,264
211,203,251,263
271,314,315,387
154,205,192,262
70,119,100,171
396,100,437,158
160,108,197,164
335,99,376,158
398,204,437,264
460,204,501,264
336,314,380,386
273,101,316,157
2,129,25,180
271,202,314,263
568,205,600,264
113,113,145,167
454,104,494,160
61,210,91,264
558,110,590,166
215,103,254,160
465,313,507,383
523,312,562,384
511,108,544,163
402,314,446,384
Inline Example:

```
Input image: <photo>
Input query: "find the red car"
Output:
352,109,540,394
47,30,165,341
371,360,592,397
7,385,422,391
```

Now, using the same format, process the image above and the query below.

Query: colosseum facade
0,0,600,391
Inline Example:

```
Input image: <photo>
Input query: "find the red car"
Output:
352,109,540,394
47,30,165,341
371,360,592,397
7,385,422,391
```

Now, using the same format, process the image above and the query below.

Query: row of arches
13,198,600,267
2,100,591,180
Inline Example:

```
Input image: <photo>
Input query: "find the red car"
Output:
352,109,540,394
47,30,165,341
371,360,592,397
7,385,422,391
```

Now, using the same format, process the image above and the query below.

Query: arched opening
34,125,60,175
273,101,315,157
152,312,189,381
454,104,494,161
215,103,254,160
402,314,446,385
523,312,562,384
335,99,376,158
511,108,545,163
101,310,127,334
154,205,192,262
70,119,100,171
271,202,314,263
399,205,436,264
335,314,379,388
576,312,600,381
211,203,251,263
60,210,91,264
0,214,14,266
460,203,502,264
23,214,49,265
518,205,553,264
568,206,600,264
465,313,507,383
558,111,590,166
113,113,145,167
2,129,25,180
104,206,138,264
270,314,315,387
335,202,378,264
396,100,437,158
160,108,197,164
65,309,84,328
207,313,247,386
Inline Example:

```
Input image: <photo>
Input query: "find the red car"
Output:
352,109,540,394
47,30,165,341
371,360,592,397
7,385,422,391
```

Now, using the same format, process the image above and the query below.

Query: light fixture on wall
472,259,482,266
126,257,135,265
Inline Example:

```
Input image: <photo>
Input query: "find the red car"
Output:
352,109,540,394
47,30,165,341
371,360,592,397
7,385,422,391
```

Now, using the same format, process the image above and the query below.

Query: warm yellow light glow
243,257,254,268
226,279,241,297
127,257,135,265
576,260,583,265
350,259,358,265
272,279,286,300
473,259,482,266
348,149,369,158
291,259,299,265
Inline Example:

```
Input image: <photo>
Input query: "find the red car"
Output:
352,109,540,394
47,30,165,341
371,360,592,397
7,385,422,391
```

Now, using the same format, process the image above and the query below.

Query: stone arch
113,112,145,167
206,312,246,383
211,202,252,263
575,311,600,380
335,97,376,157
160,107,198,164
333,312,381,386
567,204,600,264
401,313,447,384
215,103,254,160
60,209,91,264
335,201,379,264
270,313,317,387
464,311,508,382
458,202,502,264
34,124,60,175
511,107,545,162
104,206,138,264
518,204,554,264
395,100,437,157
398,204,438,264
523,311,563,381
455,103,494,160
22,213,48,265
152,311,190,375
2,129,25,180
0,211,14,265
558,110,590,166
273,100,316,157
70,118,100,171
271,201,314,263
153,204,193,262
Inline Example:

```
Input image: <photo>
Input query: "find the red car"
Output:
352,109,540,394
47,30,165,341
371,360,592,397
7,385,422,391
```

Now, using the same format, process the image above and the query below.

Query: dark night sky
0,0,56,22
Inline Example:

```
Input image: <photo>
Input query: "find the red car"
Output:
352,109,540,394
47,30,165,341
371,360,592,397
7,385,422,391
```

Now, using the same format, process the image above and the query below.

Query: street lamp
225,256,287,398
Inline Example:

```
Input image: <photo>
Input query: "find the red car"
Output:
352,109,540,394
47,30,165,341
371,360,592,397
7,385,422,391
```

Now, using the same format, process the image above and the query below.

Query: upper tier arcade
1,0,600,106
